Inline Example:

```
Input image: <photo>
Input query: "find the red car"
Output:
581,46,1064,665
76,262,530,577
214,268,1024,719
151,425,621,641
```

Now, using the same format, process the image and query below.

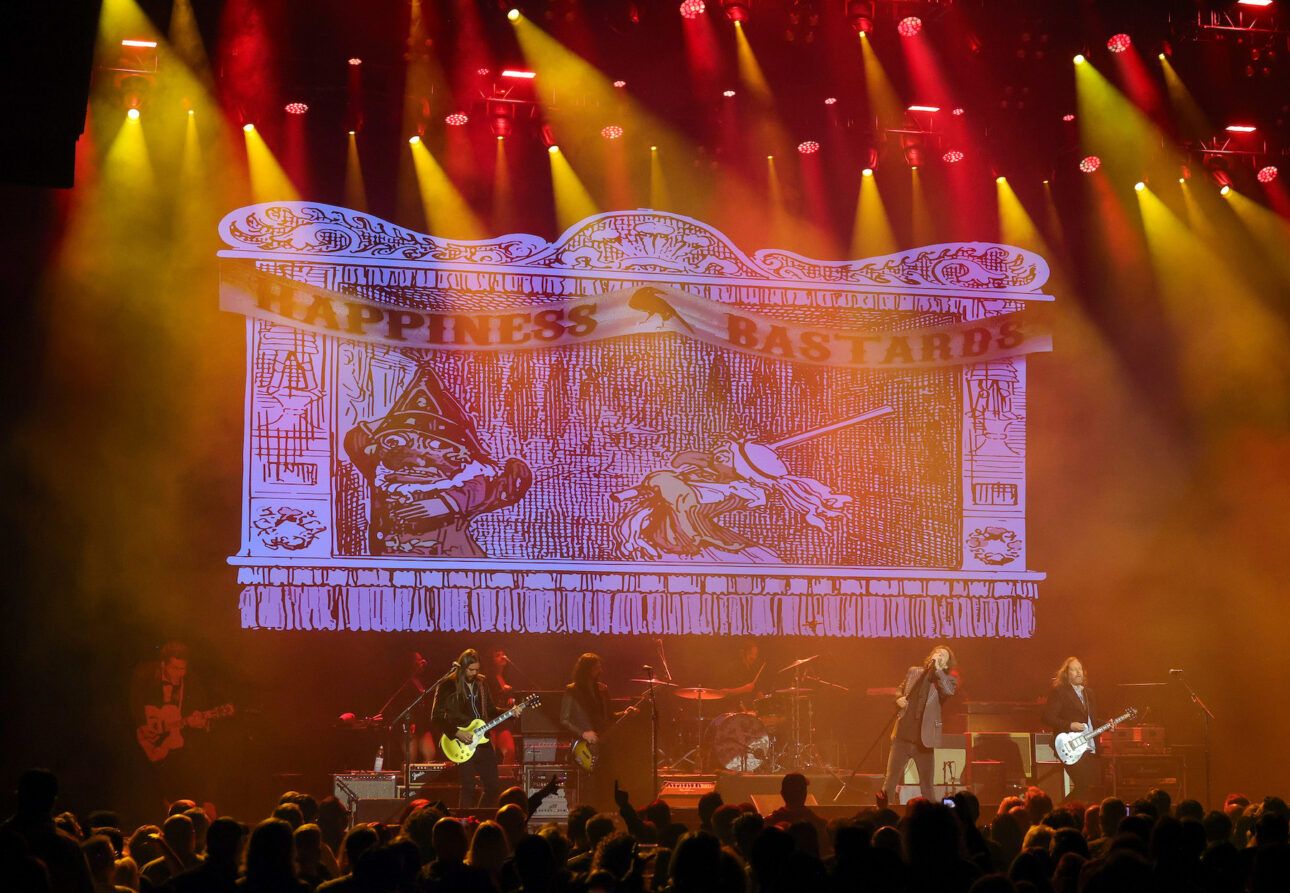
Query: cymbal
630,677,678,686
779,655,820,673
773,687,813,695
675,687,728,701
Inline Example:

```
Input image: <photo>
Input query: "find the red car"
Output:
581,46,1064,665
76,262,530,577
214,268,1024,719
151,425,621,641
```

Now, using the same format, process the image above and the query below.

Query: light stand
1170,669,1215,807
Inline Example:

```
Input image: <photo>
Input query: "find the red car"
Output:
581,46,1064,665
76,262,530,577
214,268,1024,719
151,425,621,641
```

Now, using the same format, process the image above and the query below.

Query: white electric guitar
1054,706,1138,765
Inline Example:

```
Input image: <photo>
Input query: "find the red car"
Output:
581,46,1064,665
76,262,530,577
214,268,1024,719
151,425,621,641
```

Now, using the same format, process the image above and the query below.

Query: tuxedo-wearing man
432,648,501,807
1042,657,1101,803
881,645,960,803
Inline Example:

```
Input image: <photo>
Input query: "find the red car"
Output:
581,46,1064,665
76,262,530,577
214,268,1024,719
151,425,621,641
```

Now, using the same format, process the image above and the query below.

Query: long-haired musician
881,644,959,804
431,648,501,807
1042,656,1102,803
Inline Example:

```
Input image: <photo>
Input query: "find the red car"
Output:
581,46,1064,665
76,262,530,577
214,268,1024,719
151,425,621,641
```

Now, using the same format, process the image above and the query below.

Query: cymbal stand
668,691,707,772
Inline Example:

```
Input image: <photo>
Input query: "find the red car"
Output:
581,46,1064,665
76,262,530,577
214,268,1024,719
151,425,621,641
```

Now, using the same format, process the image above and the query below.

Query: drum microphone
1169,668,1184,676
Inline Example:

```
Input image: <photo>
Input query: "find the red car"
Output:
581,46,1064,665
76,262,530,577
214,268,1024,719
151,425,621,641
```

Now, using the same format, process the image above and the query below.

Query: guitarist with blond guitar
432,648,505,807
131,641,232,808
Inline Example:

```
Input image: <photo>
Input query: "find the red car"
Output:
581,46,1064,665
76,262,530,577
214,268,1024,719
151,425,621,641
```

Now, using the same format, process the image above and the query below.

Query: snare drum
704,712,771,772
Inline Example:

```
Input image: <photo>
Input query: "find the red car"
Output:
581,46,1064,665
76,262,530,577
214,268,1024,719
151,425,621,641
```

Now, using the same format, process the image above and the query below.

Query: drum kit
636,655,849,773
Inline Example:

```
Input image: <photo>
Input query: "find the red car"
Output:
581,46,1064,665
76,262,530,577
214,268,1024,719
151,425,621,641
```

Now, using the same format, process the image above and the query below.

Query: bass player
431,648,501,807
1042,656,1102,803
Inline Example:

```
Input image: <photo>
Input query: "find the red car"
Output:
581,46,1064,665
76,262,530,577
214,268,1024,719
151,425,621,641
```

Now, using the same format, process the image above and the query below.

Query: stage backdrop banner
217,203,1053,638
220,261,1052,370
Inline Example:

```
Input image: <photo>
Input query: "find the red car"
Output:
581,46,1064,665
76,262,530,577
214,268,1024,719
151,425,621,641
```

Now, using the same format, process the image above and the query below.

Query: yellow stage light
996,176,1006,184
1074,54,1085,64
409,135,421,145
507,8,520,21
243,123,254,132
862,168,873,177
1135,181,1146,191
549,145,560,154
127,108,140,120
1220,185,1231,196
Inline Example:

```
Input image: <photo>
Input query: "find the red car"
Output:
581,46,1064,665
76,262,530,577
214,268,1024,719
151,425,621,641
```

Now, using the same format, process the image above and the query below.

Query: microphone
1169,668,1184,676
643,664,654,673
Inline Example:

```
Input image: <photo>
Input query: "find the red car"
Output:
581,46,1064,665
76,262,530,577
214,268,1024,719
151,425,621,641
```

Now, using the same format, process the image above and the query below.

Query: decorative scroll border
218,203,1052,296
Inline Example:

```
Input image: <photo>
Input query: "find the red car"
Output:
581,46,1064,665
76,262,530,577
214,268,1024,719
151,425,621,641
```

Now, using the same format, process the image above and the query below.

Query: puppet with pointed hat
344,364,532,557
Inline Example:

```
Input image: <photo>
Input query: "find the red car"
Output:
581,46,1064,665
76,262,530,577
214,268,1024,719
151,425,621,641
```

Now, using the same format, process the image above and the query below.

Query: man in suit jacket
881,645,960,803
1042,656,1101,804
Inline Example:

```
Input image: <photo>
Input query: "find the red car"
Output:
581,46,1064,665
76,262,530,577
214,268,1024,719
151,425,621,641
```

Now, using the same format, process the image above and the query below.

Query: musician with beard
343,364,531,557
1043,657,1102,803
431,649,501,807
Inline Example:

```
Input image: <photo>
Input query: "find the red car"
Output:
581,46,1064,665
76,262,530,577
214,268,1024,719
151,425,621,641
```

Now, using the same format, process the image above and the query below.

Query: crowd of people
4,767,1290,893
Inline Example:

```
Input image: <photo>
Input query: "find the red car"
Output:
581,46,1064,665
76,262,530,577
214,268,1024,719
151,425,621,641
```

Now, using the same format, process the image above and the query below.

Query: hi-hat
630,677,678,686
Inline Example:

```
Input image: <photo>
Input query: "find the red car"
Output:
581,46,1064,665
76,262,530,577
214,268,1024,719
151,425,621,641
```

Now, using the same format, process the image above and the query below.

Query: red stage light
1258,165,1278,183
897,16,922,37
797,141,820,155
942,150,964,163
722,0,749,23
1062,114,1076,122
1225,124,1257,133
477,67,491,76
613,80,627,88
722,89,736,97
285,102,308,115
1107,33,1132,54
1079,155,1101,173
908,105,939,113
122,39,158,48
847,1,874,34
501,69,536,79
824,97,837,105
445,113,469,126
951,107,965,116
1239,0,1272,6
601,125,624,139
680,0,705,18
348,58,362,66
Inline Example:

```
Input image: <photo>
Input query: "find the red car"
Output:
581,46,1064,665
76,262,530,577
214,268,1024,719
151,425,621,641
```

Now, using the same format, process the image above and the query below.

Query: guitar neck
1081,710,1134,742
478,701,528,734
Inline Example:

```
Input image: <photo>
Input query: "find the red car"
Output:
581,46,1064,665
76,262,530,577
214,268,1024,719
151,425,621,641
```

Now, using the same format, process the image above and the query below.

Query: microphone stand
833,706,901,803
1171,670,1215,807
644,665,660,799
389,663,457,794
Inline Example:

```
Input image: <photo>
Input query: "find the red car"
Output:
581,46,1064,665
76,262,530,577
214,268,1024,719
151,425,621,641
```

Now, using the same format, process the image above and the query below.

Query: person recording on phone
881,645,959,804
1042,656,1101,803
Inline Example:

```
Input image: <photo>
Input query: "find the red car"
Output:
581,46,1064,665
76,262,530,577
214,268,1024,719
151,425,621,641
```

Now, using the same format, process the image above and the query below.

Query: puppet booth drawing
217,203,1052,637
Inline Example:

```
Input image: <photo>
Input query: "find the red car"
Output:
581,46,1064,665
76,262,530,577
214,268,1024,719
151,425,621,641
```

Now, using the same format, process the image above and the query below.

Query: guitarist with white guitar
431,648,506,807
1042,657,1104,804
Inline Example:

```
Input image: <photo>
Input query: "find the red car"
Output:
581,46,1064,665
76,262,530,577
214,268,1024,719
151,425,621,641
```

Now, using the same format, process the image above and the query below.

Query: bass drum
705,712,772,772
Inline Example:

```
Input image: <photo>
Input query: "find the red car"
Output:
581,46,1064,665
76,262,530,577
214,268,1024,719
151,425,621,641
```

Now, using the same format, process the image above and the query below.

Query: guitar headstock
516,694,541,713
211,704,235,719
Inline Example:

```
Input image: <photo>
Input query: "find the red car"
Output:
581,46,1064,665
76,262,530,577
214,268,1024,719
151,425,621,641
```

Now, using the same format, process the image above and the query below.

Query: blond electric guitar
136,703,235,762
440,694,539,764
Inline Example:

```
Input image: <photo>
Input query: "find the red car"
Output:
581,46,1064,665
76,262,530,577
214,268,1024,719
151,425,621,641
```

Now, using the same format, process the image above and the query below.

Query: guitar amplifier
407,763,454,786
524,764,572,822
522,736,560,764
660,778,717,809
333,771,399,805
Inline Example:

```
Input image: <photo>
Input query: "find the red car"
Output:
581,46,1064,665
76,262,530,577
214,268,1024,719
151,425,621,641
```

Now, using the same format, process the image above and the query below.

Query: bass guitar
440,694,539,764
1054,706,1138,765
137,704,235,762
569,704,639,772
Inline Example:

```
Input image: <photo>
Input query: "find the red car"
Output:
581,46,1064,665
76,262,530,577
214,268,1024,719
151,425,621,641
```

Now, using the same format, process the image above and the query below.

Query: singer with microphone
431,648,502,807
1042,656,1102,804
880,644,959,804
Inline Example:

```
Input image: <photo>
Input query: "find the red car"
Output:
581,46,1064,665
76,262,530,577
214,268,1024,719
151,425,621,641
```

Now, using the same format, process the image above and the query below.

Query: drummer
720,641,767,712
